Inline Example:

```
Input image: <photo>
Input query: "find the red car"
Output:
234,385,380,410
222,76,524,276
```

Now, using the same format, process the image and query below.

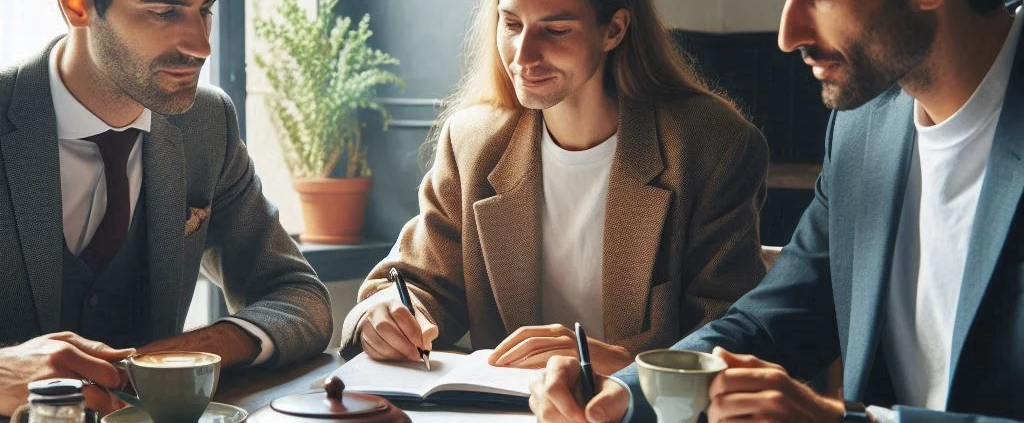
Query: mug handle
110,389,143,408
111,358,143,408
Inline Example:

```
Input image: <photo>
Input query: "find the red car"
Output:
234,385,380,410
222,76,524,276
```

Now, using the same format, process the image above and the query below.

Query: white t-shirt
883,16,1022,410
539,121,617,340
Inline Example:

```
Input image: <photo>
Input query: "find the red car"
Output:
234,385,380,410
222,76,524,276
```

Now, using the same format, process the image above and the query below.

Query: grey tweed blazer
341,94,768,358
0,40,332,368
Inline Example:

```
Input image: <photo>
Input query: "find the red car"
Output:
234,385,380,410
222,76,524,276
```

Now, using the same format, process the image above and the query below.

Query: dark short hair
95,0,112,17
966,0,1007,12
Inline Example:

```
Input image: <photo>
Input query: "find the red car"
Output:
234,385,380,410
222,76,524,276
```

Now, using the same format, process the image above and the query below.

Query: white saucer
101,402,248,423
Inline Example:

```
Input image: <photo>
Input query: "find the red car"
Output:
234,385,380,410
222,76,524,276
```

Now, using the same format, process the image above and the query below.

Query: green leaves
254,0,404,179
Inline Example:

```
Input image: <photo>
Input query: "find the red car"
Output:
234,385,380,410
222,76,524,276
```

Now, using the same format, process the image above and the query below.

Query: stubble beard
817,4,937,110
92,19,202,115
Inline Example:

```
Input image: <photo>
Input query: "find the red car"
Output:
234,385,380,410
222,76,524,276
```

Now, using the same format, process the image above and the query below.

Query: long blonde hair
424,0,735,161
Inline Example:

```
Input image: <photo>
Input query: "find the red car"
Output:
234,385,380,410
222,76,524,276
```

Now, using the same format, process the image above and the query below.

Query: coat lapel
844,91,915,399
601,99,670,341
143,114,186,340
948,43,1024,392
0,44,64,335
474,110,544,332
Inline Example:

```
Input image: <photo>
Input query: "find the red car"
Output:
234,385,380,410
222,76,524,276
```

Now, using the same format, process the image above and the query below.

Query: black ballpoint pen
389,267,431,371
575,322,596,403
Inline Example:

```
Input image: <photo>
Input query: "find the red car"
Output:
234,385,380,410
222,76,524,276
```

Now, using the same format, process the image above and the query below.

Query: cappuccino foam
132,352,219,368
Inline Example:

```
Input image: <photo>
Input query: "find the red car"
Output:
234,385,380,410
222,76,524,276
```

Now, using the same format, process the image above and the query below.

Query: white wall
654,0,786,33
245,0,313,234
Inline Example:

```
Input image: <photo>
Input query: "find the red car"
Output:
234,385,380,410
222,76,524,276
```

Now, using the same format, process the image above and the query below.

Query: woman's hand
488,324,633,375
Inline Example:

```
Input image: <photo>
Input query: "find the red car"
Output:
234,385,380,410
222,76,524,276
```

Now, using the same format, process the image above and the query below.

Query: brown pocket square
185,206,212,237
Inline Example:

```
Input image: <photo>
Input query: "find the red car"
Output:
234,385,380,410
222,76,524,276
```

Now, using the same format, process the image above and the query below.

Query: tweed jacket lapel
474,109,545,332
473,99,672,339
602,98,670,342
0,41,66,334
143,113,187,340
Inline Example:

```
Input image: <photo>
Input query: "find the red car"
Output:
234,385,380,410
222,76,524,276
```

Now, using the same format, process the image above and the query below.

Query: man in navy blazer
531,0,1024,422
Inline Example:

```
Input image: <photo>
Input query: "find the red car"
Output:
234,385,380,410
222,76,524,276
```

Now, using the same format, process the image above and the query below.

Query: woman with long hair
340,0,769,375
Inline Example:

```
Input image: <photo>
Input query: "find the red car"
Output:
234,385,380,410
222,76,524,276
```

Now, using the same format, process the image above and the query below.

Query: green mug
113,352,221,423
636,349,727,423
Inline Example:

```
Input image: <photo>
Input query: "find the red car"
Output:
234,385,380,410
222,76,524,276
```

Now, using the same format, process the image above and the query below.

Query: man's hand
530,356,630,423
0,332,135,416
707,347,844,423
356,299,438,362
488,324,633,375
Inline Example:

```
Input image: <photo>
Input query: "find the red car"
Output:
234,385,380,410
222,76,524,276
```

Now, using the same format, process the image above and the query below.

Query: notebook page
331,351,468,398
427,350,542,397
404,410,534,423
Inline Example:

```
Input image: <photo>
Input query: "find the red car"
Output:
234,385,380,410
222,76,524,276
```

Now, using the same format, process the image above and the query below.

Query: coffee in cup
122,351,221,423
636,349,727,423
131,352,220,368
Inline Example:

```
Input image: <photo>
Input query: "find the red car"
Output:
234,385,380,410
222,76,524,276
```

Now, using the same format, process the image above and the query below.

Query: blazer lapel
601,99,670,342
143,114,186,340
0,43,65,334
474,109,544,332
948,45,1024,392
844,91,915,399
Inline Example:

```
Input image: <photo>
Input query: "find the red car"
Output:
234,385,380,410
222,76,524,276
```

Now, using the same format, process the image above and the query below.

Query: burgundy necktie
80,129,139,274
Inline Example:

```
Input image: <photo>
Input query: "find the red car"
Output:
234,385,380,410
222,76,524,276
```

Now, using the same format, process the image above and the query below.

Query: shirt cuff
609,376,634,423
867,405,899,423
217,317,275,366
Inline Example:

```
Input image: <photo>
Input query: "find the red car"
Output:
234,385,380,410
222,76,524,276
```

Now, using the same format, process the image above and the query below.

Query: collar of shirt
914,16,1023,143
48,38,152,140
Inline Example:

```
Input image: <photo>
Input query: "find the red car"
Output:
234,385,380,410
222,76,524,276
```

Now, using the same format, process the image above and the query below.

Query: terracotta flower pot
294,178,372,244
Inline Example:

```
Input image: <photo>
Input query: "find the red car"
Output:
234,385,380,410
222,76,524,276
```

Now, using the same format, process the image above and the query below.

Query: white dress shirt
539,121,616,340
48,40,274,365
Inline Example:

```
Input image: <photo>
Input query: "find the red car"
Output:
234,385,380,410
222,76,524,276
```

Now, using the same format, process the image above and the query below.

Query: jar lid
29,392,85,405
28,379,83,396
28,379,85,405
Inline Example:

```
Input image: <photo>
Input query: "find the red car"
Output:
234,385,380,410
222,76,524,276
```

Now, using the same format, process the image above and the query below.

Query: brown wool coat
340,94,769,358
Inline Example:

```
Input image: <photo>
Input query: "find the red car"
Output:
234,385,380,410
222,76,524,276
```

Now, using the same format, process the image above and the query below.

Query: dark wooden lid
248,376,410,423
270,391,388,418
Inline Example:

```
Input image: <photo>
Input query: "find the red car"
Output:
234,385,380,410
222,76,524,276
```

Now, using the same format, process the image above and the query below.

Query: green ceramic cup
117,351,221,423
636,349,727,423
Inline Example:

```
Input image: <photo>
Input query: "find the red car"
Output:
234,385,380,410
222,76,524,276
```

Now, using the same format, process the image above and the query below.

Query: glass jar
27,379,86,423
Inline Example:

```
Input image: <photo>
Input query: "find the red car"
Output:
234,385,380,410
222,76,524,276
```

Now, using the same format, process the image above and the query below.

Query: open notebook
331,350,541,409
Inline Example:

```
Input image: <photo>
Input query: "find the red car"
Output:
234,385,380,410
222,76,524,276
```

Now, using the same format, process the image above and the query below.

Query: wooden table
216,351,342,412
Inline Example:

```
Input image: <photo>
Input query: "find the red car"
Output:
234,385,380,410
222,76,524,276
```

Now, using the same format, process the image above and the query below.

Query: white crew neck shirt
883,16,1022,410
539,121,617,340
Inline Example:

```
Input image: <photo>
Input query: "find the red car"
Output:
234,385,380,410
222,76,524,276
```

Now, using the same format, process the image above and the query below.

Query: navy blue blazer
615,29,1024,423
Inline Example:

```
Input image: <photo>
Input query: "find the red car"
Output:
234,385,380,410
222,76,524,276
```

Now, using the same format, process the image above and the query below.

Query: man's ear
602,8,630,52
57,0,95,28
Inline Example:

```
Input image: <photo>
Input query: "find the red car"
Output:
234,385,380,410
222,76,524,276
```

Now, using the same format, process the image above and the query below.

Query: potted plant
254,0,403,244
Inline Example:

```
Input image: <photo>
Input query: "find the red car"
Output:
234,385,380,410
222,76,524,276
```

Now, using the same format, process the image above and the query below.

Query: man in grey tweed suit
0,0,331,416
